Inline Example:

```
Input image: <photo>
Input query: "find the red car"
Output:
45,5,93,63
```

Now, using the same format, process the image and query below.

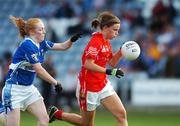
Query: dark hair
91,11,120,29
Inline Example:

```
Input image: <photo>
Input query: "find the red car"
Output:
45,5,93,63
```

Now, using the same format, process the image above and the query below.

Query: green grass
14,109,180,126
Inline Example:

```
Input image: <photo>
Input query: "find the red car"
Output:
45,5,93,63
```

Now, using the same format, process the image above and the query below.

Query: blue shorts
0,102,4,114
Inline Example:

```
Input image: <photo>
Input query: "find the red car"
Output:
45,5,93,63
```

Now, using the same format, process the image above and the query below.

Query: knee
38,114,49,126
116,109,127,123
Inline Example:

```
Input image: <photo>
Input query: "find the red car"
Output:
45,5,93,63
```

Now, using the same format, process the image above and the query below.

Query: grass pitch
17,108,180,126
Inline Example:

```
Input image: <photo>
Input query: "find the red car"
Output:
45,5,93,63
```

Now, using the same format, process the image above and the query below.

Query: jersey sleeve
42,40,54,52
85,37,101,60
21,41,40,64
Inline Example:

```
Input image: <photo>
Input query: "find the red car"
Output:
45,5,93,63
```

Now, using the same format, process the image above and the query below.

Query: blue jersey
5,37,54,86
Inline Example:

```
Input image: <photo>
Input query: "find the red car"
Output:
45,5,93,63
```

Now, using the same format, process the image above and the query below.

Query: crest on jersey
102,45,109,52
31,53,38,62
87,47,98,56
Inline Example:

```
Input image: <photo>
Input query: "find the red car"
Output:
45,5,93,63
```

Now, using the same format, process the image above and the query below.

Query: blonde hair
9,15,42,38
91,11,120,29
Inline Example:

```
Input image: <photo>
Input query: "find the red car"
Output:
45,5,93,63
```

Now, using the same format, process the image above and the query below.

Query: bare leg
81,110,96,126
27,99,49,126
5,108,20,126
101,93,128,126
56,109,96,126
0,113,6,126
62,112,82,126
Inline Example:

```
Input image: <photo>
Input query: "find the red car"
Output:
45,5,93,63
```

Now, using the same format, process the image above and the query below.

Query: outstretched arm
51,33,83,51
52,39,72,51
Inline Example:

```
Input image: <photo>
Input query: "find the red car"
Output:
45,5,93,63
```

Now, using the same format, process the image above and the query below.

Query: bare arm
84,58,124,78
51,33,82,51
108,49,122,67
51,39,72,51
84,59,106,73
32,63,57,85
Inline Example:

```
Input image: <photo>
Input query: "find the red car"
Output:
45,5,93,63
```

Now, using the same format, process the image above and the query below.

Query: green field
13,109,179,126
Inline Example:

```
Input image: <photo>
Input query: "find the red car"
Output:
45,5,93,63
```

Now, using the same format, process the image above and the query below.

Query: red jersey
79,32,113,92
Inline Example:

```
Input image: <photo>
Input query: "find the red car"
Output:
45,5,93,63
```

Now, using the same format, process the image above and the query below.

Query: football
121,41,141,60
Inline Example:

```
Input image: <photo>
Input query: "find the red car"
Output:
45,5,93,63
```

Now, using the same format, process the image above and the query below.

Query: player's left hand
55,82,63,94
106,68,124,78
70,33,83,42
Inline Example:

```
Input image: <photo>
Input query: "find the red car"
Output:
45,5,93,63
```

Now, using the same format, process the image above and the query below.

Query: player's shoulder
21,39,33,45
89,32,103,46
40,39,52,46
20,38,37,48
92,32,103,39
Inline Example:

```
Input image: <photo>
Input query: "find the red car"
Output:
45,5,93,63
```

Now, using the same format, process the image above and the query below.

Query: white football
121,41,141,60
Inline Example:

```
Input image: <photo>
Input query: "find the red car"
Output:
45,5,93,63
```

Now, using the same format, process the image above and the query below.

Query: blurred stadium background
0,0,180,126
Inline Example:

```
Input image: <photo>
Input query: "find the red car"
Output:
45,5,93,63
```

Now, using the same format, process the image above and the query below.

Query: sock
55,109,64,120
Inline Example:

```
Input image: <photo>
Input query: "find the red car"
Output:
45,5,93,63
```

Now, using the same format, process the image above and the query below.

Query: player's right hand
55,82,63,94
106,68,124,78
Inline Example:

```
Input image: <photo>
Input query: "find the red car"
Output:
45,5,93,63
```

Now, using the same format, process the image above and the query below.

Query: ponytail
9,15,27,38
91,19,100,29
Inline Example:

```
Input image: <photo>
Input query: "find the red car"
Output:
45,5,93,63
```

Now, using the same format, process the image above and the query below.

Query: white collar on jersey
24,37,40,48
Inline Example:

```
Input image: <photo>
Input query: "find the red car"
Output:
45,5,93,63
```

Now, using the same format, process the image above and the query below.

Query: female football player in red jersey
49,11,128,126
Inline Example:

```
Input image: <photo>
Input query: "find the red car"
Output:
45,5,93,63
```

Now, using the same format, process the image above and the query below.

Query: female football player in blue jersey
1,15,82,126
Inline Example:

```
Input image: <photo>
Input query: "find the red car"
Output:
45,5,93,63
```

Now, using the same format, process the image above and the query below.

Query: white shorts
2,83,43,111
76,80,115,111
